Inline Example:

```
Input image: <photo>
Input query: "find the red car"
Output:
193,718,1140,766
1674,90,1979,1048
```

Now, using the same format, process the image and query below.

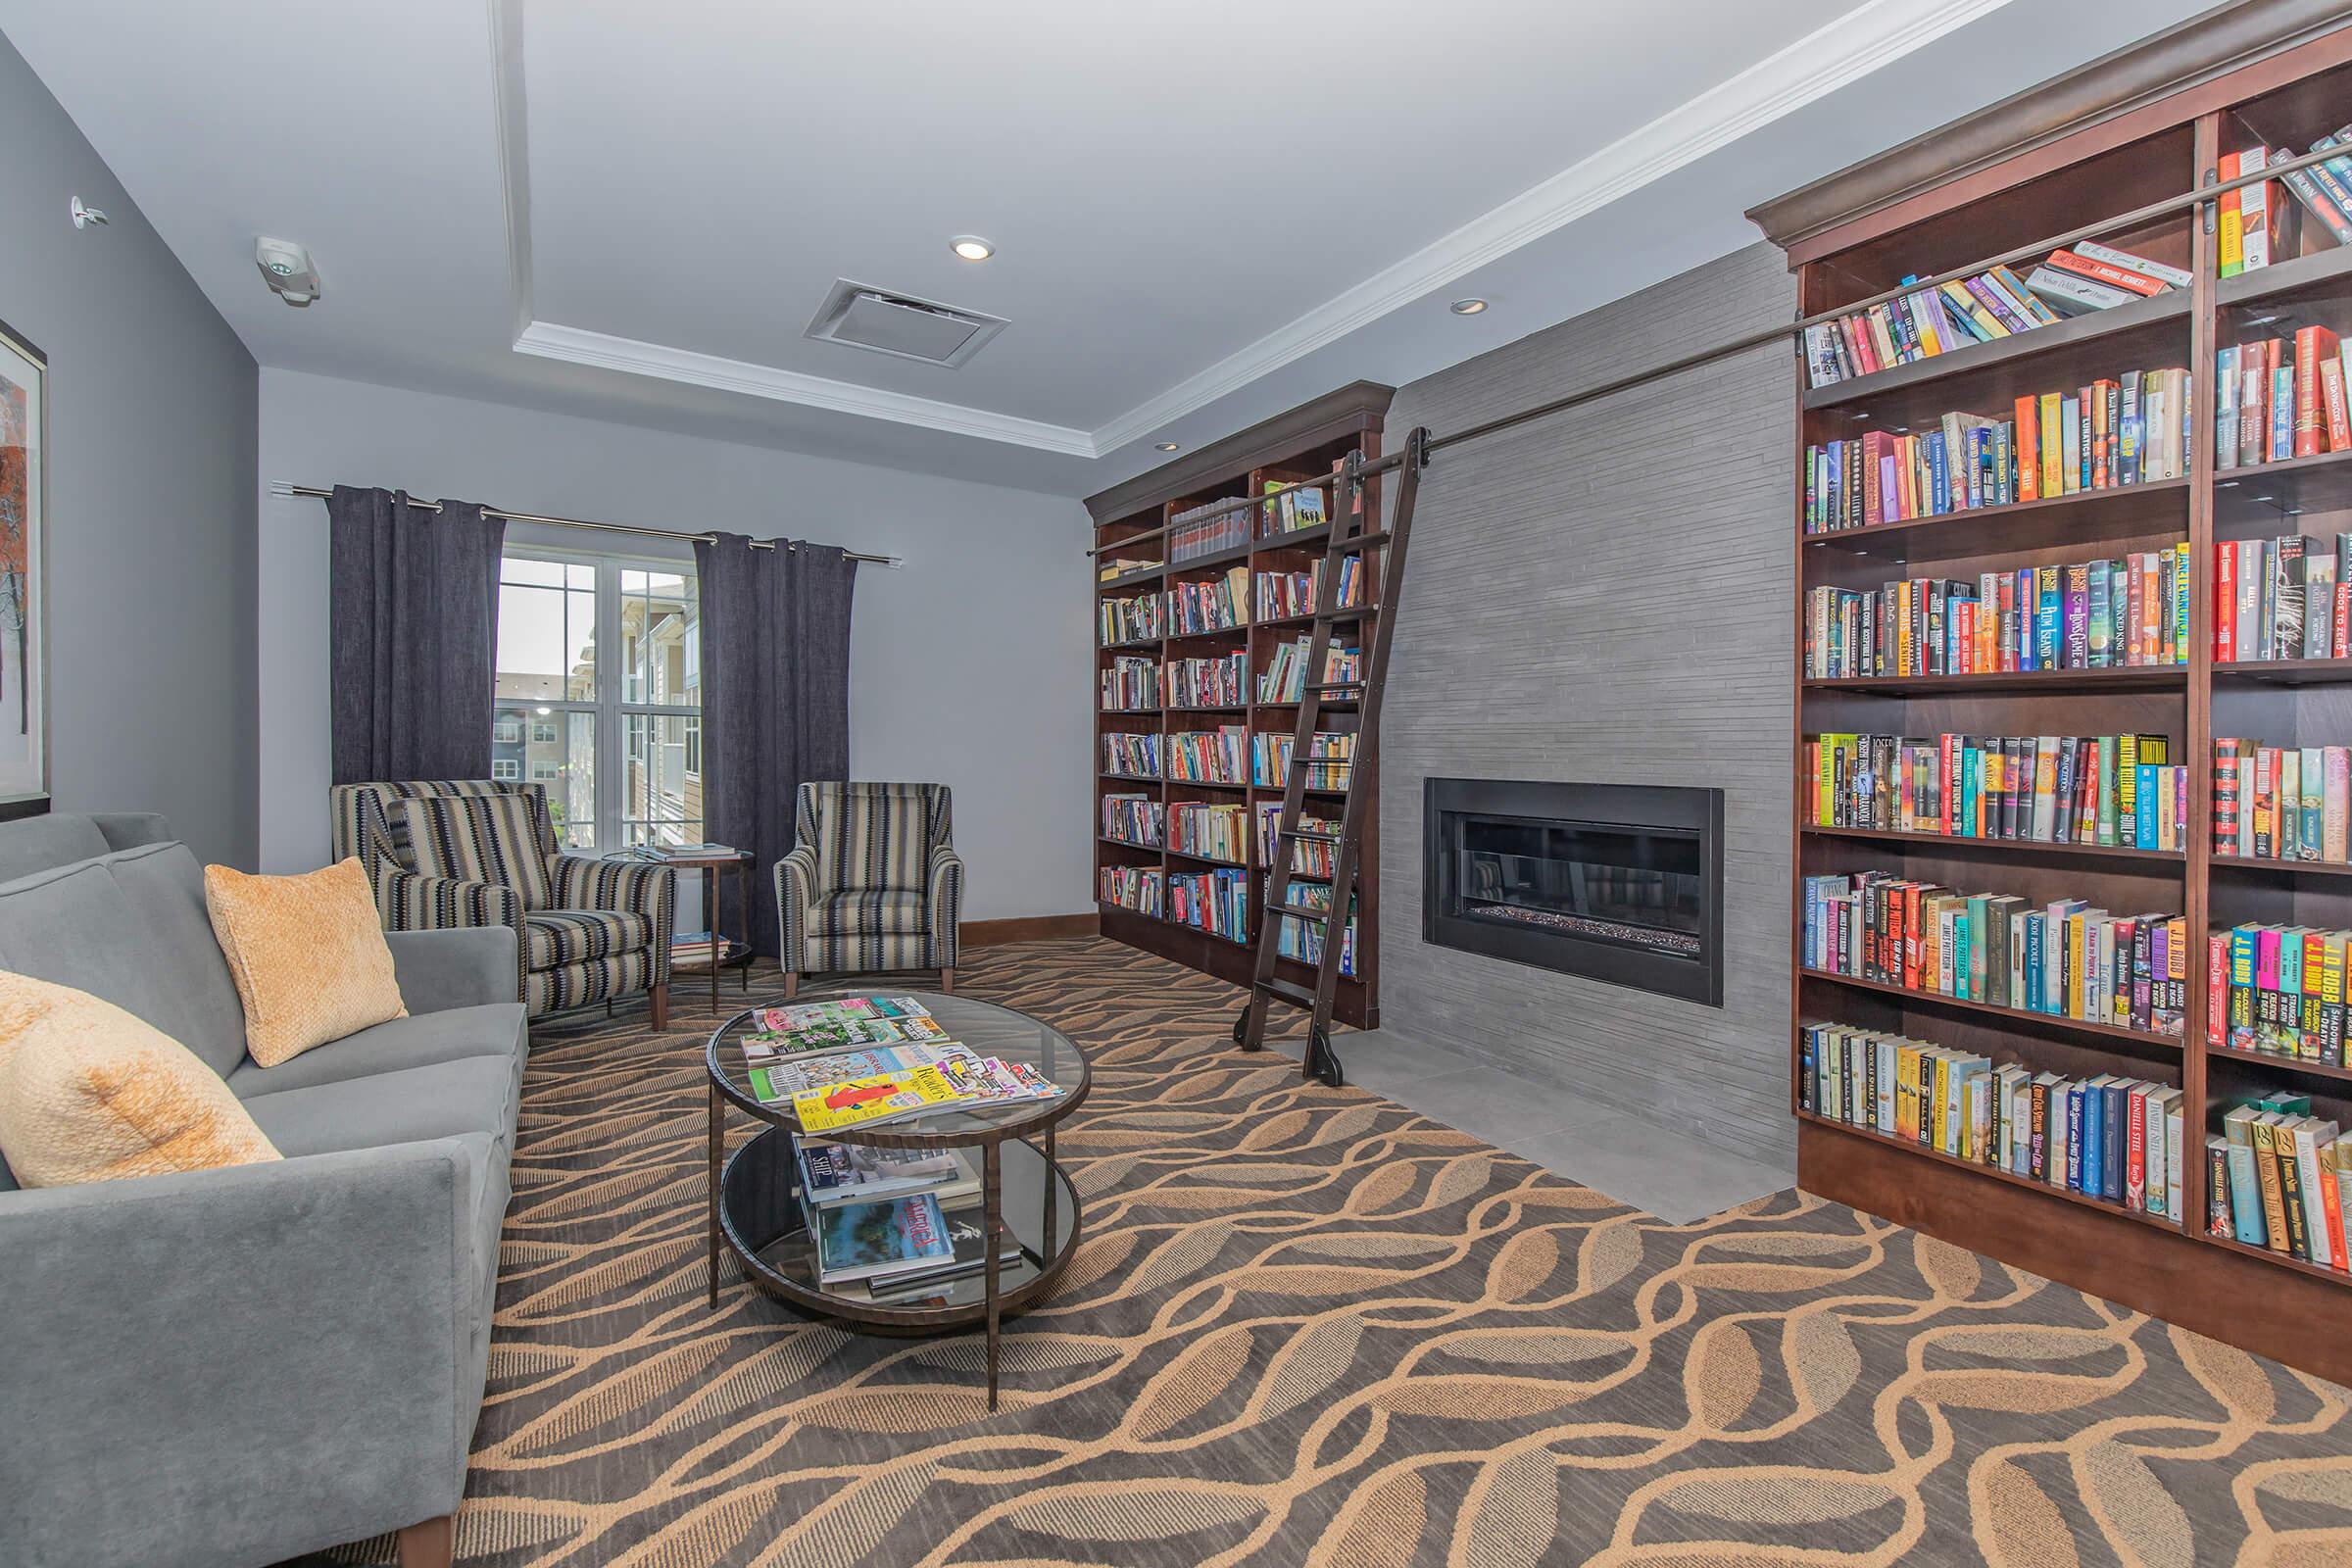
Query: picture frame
0,316,47,817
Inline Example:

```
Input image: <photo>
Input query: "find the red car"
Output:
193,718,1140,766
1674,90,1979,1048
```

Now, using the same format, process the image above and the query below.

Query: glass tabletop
708,990,1091,1143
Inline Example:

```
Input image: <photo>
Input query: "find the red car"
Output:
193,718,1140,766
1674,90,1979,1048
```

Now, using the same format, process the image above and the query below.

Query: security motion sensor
255,237,321,308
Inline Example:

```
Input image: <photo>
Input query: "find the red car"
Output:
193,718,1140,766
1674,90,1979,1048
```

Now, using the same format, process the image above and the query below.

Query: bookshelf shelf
1099,636,1163,651
1801,667,2187,696
1801,477,2190,564
2208,1043,2352,1084
1794,1109,2188,1234
1099,834,1161,853
1771,22,2352,1386
1085,384,1389,1029
1100,771,1161,784
1801,823,2186,864
1800,966,2184,1052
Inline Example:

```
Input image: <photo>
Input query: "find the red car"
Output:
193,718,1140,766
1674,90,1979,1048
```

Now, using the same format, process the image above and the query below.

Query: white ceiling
2,0,2218,496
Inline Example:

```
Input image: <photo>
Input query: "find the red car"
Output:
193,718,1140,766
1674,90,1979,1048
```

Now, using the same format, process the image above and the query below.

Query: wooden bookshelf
1083,383,1392,1027
1753,7,2352,1388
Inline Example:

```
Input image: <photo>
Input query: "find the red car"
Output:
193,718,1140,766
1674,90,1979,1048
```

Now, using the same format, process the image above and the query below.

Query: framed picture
0,318,45,815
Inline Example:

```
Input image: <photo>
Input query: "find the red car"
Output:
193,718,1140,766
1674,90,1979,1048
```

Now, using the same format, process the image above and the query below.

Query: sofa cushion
0,814,111,884
241,1054,520,1158
225,1003,526,1098
0,972,280,1187
523,907,652,970
394,794,553,911
808,888,930,938
205,858,409,1067
812,785,932,894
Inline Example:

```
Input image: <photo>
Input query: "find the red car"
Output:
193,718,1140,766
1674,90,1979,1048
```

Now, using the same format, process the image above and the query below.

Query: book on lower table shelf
807,1191,956,1287
1800,1022,2186,1223
2211,1097,2352,1272
671,930,732,964
616,842,741,861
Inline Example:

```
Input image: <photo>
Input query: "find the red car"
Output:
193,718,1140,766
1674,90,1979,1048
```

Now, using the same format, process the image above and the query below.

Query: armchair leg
398,1516,454,1568
940,966,955,995
783,971,800,1001
650,982,669,1033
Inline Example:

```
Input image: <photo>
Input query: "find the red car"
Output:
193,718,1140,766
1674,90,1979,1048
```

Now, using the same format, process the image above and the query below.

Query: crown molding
513,320,1102,457
487,0,533,341
1084,0,2011,456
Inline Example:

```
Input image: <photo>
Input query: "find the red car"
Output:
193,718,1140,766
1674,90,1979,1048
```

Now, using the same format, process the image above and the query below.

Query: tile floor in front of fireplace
1272,1025,1795,1223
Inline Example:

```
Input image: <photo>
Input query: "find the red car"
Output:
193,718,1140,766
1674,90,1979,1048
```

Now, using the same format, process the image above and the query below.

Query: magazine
744,997,953,1057
790,1065,971,1133
798,1143,978,1208
934,1054,1061,1103
748,1043,974,1102
809,1193,954,1284
865,1205,1026,1298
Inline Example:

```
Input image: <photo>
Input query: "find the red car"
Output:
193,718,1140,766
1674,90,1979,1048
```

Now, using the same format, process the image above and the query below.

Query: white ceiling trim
488,0,532,341
1086,0,2015,455
513,319,1102,457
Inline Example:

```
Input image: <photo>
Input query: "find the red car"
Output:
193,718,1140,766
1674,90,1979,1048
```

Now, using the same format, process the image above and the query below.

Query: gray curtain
694,531,856,956
328,486,506,786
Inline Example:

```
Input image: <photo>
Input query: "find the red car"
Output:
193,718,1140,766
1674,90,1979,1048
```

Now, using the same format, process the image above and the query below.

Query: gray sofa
0,813,525,1568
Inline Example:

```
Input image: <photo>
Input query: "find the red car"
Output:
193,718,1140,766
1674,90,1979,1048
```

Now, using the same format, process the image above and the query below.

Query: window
495,550,699,850
492,759,521,782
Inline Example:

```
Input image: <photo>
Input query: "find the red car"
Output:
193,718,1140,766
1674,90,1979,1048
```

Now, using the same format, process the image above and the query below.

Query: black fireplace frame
1422,777,1726,1006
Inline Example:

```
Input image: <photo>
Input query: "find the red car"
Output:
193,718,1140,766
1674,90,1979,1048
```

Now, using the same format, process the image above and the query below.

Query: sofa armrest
928,843,964,966
0,1143,477,1568
775,847,819,973
548,856,676,983
387,925,521,1011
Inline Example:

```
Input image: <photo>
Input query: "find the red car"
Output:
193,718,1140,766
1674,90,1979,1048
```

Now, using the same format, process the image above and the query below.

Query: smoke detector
256,236,321,307
804,279,1005,368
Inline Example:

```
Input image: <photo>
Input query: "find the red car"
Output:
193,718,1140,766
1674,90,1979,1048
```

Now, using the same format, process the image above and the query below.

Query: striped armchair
775,781,962,1000
332,780,677,1028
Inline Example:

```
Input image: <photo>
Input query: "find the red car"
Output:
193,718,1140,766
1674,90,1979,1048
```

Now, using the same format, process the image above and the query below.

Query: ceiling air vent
804,279,1007,368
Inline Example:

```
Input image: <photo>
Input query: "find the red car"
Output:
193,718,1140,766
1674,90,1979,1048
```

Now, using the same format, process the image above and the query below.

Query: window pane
621,710,700,846
493,704,595,849
621,567,698,709
556,711,596,849
497,560,595,703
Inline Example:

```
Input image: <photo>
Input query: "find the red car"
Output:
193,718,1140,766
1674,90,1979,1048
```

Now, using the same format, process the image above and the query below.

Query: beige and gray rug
323,937,2352,1566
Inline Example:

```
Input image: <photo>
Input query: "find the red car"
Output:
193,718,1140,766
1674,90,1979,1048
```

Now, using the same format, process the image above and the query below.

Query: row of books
1250,731,1354,792
2211,925,2352,1066
1167,652,1247,710
1257,639,1358,704
1171,801,1250,863
1100,864,1162,917
1168,497,1251,564
1168,566,1252,636
1800,1023,2187,1222
1100,655,1159,711
1099,592,1163,645
1806,732,2185,849
1804,369,2192,534
1170,867,1249,941
2217,328,2352,469
2226,133,2352,271
1168,725,1248,785
1799,242,2183,390
1802,869,2187,1036
1802,552,2190,680
1276,884,1357,976
1101,793,1162,848
2215,533,2351,662
1261,478,1327,534
2213,741,2352,862
1256,558,1364,620
1256,803,1339,877
1097,554,1160,583
671,930,730,966
1102,732,1160,778
2211,1097,2351,1271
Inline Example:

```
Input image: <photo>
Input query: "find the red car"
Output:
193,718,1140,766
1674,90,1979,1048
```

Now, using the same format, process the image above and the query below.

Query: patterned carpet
318,937,2352,1567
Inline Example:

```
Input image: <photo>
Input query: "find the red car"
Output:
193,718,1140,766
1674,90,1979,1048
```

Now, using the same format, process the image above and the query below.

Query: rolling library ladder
1238,426,1428,1086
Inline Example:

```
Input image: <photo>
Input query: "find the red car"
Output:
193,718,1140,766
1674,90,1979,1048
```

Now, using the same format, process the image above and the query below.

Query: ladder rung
1256,976,1317,1009
1333,530,1392,549
1313,606,1377,622
1306,681,1362,692
1268,898,1328,920
1279,827,1342,841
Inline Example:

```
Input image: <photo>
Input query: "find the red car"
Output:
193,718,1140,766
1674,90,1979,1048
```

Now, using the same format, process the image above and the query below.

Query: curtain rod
271,482,902,566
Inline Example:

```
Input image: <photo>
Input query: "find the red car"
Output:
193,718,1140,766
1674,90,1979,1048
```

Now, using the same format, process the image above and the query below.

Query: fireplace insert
1423,778,1724,1005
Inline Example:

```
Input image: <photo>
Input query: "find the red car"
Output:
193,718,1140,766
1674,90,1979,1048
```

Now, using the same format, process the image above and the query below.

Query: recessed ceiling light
951,235,994,262
1449,298,1489,316
1155,441,1181,452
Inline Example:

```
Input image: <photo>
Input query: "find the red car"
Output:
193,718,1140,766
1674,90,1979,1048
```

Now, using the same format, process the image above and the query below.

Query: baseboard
962,912,1100,948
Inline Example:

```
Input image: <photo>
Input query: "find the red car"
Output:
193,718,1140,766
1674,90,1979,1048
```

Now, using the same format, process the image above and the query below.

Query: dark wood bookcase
1082,384,1393,1027
1752,6,2352,1387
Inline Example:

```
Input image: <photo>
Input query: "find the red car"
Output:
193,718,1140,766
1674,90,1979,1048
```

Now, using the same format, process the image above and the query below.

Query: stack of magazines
741,996,1065,1134
796,1144,1022,1303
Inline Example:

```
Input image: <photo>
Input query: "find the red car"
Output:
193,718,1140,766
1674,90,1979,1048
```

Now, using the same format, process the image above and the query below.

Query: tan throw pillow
0,971,280,1186
205,858,408,1067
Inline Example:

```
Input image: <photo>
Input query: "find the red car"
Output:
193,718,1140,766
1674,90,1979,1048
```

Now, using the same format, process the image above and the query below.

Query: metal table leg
707,1075,724,1306
983,1138,1004,1410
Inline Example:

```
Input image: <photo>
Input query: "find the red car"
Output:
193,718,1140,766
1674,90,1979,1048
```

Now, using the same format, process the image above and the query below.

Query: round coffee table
704,991,1091,1408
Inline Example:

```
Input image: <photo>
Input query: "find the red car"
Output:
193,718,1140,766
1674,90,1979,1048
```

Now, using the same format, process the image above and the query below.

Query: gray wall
0,32,258,867
257,368,1094,920
1379,243,1795,1164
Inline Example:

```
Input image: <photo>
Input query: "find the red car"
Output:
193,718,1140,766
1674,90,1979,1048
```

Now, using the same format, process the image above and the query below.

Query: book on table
798,1143,981,1209
863,1202,1027,1300
808,1192,955,1286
